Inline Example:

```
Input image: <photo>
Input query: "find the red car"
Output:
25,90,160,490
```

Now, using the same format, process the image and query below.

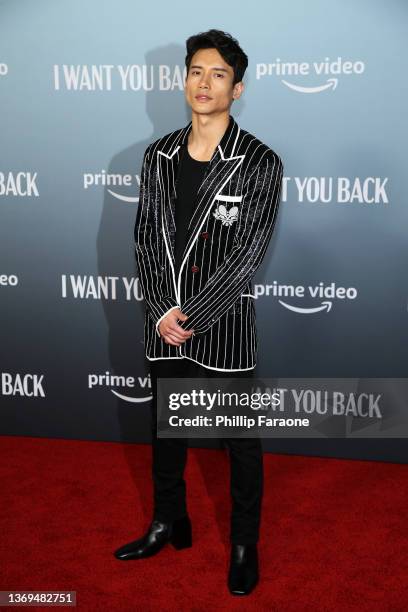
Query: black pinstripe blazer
134,114,284,372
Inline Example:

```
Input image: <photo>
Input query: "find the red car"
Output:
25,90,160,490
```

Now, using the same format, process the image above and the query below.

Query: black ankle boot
228,544,259,595
113,515,192,560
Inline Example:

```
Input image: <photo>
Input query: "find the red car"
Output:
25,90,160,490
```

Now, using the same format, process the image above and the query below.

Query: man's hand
158,308,194,346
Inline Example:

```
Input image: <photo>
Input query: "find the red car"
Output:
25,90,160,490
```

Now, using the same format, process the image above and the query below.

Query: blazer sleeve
134,144,180,338
179,151,284,335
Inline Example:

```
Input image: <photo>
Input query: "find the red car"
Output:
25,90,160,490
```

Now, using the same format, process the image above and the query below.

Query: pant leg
149,358,189,522
225,434,264,545
179,361,264,545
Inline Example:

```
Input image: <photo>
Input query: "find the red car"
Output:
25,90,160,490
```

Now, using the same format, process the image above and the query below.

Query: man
114,29,284,596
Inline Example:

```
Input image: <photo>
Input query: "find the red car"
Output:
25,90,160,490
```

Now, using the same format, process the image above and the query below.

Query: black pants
148,357,263,545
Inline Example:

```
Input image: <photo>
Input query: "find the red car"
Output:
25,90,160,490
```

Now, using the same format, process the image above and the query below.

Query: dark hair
185,29,248,85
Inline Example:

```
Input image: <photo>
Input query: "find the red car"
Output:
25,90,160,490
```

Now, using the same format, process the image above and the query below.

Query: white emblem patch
213,204,239,226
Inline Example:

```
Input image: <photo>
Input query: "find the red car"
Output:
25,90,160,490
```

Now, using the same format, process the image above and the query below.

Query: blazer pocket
228,293,255,316
214,194,243,203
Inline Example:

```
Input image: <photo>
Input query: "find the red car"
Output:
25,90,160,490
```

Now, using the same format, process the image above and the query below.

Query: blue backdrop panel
0,0,407,462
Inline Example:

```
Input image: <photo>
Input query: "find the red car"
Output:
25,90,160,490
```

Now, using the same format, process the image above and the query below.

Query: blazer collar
160,113,241,162
156,114,245,304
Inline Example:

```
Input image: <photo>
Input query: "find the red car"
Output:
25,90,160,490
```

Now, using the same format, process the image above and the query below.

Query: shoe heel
170,515,192,550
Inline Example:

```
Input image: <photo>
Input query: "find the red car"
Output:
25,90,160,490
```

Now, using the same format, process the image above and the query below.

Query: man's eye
215,73,224,78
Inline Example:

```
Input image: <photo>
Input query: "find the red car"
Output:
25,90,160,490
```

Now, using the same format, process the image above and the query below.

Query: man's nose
199,74,210,88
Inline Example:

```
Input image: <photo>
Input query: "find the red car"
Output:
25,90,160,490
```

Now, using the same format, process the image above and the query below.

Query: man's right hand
158,308,194,346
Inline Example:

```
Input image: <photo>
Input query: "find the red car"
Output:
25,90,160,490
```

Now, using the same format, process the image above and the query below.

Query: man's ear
232,81,244,101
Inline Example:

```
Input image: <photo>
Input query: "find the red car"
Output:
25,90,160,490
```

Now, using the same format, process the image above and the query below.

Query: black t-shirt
174,143,210,279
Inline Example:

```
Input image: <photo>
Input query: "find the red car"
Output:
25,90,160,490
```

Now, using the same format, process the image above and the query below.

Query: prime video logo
88,371,152,403
83,171,140,203
256,56,365,93
252,281,357,314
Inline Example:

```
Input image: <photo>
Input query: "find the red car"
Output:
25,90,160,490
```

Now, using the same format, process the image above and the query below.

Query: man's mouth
195,95,212,101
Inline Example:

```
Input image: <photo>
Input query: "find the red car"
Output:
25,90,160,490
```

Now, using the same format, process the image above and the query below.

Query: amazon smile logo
88,372,152,403
252,281,358,314
256,56,365,93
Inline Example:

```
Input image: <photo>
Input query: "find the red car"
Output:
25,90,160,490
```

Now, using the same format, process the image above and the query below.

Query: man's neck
187,112,230,162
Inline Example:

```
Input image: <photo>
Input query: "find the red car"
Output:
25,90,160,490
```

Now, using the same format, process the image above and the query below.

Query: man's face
184,47,244,116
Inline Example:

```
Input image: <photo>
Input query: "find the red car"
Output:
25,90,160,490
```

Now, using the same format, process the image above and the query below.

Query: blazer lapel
156,114,245,304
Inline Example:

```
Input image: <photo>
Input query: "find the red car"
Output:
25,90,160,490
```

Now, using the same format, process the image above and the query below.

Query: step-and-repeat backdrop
1,1,407,462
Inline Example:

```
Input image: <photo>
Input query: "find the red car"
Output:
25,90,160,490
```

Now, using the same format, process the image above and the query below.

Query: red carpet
0,435,407,611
